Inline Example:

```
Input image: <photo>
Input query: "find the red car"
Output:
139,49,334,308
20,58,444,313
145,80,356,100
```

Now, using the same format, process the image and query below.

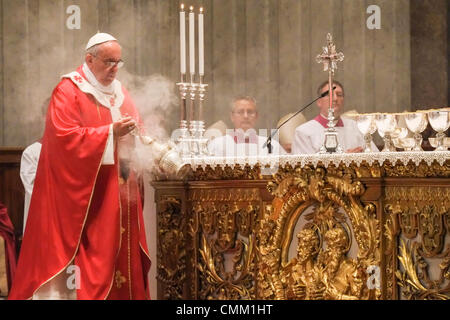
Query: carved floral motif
157,197,186,299
260,165,381,300
155,159,449,300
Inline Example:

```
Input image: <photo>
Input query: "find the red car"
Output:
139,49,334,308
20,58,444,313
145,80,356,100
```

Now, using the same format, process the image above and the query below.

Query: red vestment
0,203,17,292
8,66,151,300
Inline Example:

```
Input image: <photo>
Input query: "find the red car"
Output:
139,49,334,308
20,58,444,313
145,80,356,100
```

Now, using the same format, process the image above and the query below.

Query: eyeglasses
103,59,124,69
232,110,257,117
93,54,124,69
321,92,344,98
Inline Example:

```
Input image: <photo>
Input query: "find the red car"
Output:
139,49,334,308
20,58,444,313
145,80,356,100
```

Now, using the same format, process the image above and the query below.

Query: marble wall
0,0,447,147
411,0,449,110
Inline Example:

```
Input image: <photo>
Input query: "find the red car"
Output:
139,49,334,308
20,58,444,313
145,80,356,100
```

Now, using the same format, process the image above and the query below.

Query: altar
152,152,450,300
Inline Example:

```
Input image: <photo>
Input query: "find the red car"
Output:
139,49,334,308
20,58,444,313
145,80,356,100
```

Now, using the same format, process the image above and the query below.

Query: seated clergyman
277,112,307,154
292,81,378,154
208,96,285,157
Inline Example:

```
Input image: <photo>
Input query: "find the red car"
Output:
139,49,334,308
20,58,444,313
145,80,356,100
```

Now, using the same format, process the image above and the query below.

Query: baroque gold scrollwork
282,227,323,300
196,202,215,235
386,186,450,300
419,205,445,257
398,206,419,239
216,203,237,251
318,225,365,300
154,157,449,300
198,233,256,299
192,164,262,180
157,197,186,299
194,188,261,300
396,240,450,300
259,165,381,300
257,210,285,300
383,160,450,178
237,204,256,237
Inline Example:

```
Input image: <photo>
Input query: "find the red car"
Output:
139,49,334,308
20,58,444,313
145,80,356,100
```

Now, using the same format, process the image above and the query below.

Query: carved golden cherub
319,226,365,300
284,228,325,300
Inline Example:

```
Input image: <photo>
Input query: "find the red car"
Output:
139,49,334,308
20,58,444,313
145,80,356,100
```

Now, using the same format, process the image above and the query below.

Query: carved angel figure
285,228,324,300
319,226,365,300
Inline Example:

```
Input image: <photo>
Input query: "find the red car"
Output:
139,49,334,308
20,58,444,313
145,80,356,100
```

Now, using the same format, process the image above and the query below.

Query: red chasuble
0,203,17,292
8,66,151,300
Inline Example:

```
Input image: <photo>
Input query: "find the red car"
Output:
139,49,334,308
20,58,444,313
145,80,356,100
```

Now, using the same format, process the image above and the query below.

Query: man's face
297,235,318,263
86,41,122,86
317,84,345,118
230,99,258,131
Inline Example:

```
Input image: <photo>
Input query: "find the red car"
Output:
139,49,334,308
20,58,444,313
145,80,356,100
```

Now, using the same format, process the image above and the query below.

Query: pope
8,33,151,300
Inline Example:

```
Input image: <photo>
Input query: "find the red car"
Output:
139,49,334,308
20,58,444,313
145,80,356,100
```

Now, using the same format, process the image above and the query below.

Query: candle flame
200,7,204,13
189,5,194,12
181,3,184,10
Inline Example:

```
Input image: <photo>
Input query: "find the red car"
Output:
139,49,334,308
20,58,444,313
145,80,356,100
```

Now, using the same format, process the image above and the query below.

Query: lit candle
179,4,186,75
189,6,195,76
198,7,204,76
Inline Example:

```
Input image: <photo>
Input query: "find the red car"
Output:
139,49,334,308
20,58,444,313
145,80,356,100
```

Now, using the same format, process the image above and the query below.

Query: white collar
61,68,125,111
82,63,115,95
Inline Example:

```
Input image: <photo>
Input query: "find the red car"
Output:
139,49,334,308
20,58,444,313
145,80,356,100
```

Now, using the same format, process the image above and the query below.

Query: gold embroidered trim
127,181,132,299
30,129,109,300
114,270,126,289
104,149,124,300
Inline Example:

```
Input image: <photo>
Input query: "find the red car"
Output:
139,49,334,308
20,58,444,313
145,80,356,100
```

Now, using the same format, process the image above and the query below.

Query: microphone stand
264,87,336,153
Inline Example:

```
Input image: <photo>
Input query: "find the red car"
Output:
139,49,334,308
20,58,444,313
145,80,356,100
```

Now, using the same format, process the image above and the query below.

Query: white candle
189,6,195,76
198,7,204,76
179,4,186,74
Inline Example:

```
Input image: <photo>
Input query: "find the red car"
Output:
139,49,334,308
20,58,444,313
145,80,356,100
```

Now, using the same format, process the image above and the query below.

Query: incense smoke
117,69,180,176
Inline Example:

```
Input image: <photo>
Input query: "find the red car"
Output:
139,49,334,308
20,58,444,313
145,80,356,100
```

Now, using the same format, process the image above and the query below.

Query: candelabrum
196,75,209,156
176,74,209,158
176,75,191,158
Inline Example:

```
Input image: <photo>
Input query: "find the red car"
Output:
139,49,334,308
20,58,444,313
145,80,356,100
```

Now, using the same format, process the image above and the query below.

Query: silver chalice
427,110,450,151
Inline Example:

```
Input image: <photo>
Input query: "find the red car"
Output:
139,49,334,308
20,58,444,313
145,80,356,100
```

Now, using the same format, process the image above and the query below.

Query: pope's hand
346,146,364,153
113,116,136,137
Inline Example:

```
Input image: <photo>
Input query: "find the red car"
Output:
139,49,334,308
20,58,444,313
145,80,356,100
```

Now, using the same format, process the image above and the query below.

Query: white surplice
292,115,379,154
208,134,286,157
20,141,42,234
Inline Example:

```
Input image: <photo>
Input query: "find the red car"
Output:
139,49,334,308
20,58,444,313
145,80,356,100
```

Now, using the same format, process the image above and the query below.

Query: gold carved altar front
152,153,450,300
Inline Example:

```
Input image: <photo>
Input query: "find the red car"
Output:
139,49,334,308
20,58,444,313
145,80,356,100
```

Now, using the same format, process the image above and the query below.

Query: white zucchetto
85,33,117,51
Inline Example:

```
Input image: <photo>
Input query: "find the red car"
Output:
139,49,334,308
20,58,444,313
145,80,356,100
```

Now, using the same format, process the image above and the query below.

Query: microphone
263,86,336,152
320,86,337,98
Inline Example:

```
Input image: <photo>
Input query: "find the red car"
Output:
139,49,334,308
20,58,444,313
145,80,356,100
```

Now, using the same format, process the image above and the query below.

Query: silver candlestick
196,75,209,156
188,74,199,156
176,74,210,157
176,74,191,157
177,4,209,158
